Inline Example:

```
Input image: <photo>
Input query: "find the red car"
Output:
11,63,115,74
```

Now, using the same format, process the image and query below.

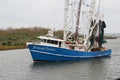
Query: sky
0,0,120,33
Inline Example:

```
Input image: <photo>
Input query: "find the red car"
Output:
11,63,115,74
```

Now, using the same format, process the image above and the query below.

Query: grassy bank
0,45,27,50
0,27,48,50
0,27,117,50
0,27,63,50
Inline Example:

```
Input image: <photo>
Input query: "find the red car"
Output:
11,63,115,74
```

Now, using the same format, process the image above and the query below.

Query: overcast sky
0,0,120,33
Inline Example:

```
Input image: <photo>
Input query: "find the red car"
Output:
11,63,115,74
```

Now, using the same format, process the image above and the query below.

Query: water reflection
30,57,112,80
31,57,111,67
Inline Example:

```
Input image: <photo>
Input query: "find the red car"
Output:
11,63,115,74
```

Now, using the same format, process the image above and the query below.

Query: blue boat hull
28,44,112,61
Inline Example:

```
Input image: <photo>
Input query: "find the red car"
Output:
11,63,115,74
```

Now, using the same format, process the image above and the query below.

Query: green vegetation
104,36,117,39
0,27,117,50
0,45,26,50
0,27,48,45
0,27,63,50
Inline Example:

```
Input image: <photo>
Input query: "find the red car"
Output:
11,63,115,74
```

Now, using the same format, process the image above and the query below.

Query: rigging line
101,0,105,20
47,0,60,28
97,0,101,19
98,0,101,12
75,0,82,40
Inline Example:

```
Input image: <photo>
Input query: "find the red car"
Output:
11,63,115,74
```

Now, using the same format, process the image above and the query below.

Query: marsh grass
0,27,63,50
0,27,116,50
0,45,27,50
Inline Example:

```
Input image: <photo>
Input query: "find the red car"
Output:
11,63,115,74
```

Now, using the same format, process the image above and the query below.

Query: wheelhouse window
47,40,51,43
47,40,58,45
41,38,61,45
43,39,46,42
41,39,46,42
54,41,58,45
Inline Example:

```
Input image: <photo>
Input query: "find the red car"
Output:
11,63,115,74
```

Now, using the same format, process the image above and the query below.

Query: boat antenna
75,0,82,41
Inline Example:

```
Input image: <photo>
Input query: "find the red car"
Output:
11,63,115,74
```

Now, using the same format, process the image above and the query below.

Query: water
0,39,120,80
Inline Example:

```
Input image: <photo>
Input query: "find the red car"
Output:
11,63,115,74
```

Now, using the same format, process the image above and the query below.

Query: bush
7,41,11,46
2,42,6,46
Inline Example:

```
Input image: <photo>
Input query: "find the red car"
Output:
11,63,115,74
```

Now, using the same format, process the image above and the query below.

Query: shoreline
0,45,27,50
0,38,117,50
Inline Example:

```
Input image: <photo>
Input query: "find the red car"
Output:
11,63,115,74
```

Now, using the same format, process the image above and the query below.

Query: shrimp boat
28,0,112,61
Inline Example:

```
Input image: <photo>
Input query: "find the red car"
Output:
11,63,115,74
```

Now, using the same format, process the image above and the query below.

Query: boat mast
64,0,83,41
89,0,96,21
84,0,96,48
75,0,82,41
63,0,69,41
84,0,103,51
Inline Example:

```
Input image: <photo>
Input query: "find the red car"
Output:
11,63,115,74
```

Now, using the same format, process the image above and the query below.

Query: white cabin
37,36,64,47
